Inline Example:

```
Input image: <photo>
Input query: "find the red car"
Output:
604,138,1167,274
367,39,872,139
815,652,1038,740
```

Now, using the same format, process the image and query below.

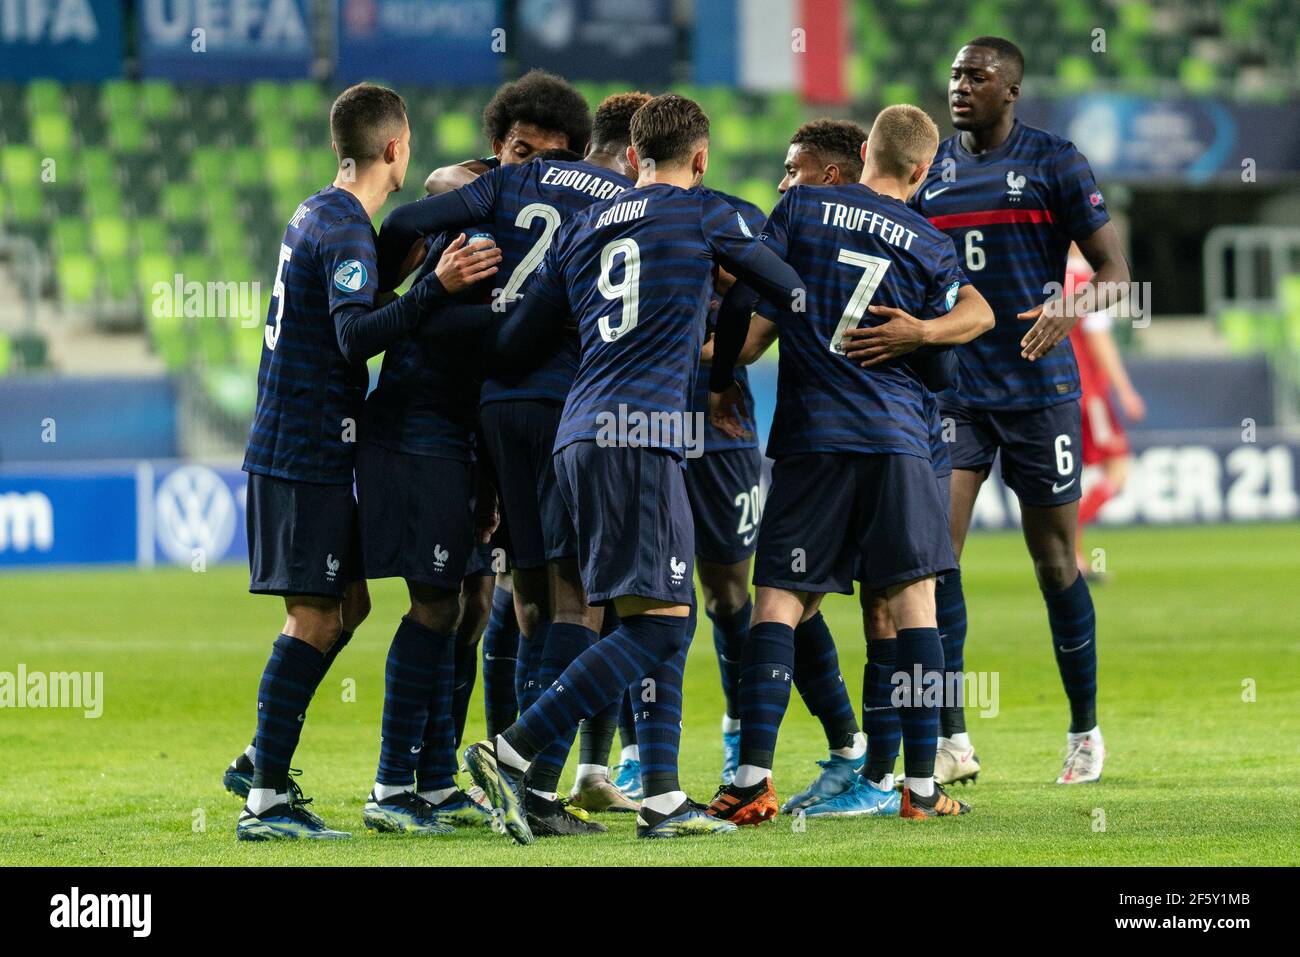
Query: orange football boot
705,778,779,825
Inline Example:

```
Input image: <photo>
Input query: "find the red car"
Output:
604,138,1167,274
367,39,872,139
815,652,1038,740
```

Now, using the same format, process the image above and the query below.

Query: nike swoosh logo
483,654,516,663
924,186,951,200
742,532,757,546
1052,479,1076,493
1058,640,1092,654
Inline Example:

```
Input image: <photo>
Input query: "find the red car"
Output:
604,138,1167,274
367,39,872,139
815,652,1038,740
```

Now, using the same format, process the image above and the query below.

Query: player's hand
709,382,752,441
838,306,929,366
1017,297,1078,361
435,233,502,294
1118,385,1147,423
699,333,715,365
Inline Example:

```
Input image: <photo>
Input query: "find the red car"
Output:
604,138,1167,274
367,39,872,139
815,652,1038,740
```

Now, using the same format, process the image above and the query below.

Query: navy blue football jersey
925,391,951,477
693,189,766,453
454,158,632,404
360,229,492,460
759,183,967,460
526,183,777,460
243,186,376,484
911,121,1110,410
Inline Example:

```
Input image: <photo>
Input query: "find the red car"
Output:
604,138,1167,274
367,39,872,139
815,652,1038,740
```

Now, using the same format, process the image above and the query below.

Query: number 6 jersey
910,121,1110,410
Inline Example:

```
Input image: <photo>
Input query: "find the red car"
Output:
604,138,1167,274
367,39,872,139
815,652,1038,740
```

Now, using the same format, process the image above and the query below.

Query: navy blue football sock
415,625,458,793
482,586,518,737
600,606,622,637
707,599,750,720
637,641,690,797
376,617,447,787
247,628,351,752
503,613,688,763
579,698,619,767
792,612,859,749
863,639,901,782
619,689,637,751
251,634,326,793
1044,573,1098,733
518,620,549,712
894,627,944,781
523,623,597,793
450,638,477,750
936,568,968,737
737,621,797,769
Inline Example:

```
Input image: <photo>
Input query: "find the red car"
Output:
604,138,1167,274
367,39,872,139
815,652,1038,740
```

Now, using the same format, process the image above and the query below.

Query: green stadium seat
190,146,231,186
78,147,118,189
255,113,297,150
100,254,135,303
6,186,44,224
140,80,177,120
91,216,130,258
57,253,97,305
136,253,177,301
230,148,264,187
85,185,125,219
108,114,149,154
1057,55,1098,92
249,81,287,120
233,321,264,370
30,112,72,154
264,147,300,191
52,218,88,255
881,81,920,106
209,216,245,258
162,182,204,222
2,144,41,188
0,333,10,375
1179,57,1218,94
434,111,478,156
287,81,325,122
134,218,170,256
24,79,64,118
100,80,136,120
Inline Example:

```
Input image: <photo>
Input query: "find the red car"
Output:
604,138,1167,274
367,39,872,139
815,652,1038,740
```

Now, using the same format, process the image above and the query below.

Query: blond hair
865,105,940,181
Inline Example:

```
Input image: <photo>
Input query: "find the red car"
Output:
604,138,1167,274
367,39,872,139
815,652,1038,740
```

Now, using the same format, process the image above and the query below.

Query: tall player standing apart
378,94,650,835
461,94,807,843
912,38,1131,784
705,105,993,824
235,85,496,840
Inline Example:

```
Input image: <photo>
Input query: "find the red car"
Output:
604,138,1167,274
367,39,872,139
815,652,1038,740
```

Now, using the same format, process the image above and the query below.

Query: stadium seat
56,253,96,305
1,144,41,188
91,215,131,258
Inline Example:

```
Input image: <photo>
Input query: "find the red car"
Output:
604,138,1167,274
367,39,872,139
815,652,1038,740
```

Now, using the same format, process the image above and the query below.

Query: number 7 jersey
910,121,1111,410
758,182,967,461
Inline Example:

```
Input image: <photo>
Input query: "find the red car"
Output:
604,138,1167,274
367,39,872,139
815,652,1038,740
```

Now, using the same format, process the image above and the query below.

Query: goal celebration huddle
226,34,1129,845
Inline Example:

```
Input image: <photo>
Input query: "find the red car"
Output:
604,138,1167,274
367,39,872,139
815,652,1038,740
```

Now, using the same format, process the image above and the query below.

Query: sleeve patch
333,260,369,292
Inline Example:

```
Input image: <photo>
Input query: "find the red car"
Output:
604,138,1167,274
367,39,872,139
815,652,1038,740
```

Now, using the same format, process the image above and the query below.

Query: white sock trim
495,734,530,773
734,764,769,788
619,744,640,763
641,790,687,815
721,714,741,734
246,787,286,815
574,763,608,781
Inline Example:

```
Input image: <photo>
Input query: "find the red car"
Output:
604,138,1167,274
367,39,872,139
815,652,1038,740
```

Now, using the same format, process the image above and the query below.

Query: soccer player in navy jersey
419,71,594,742
377,96,649,836
459,93,807,843
232,84,501,841
906,37,1131,784
705,105,994,823
353,221,507,835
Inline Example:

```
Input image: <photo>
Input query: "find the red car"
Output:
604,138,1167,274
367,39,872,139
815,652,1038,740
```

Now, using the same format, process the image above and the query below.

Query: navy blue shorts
942,399,1083,507
755,453,956,594
684,447,763,565
246,472,362,599
354,442,476,589
465,541,509,578
553,441,695,605
480,400,577,568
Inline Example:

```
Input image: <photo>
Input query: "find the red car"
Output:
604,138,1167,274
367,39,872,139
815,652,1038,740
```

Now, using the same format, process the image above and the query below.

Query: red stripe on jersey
927,209,1056,229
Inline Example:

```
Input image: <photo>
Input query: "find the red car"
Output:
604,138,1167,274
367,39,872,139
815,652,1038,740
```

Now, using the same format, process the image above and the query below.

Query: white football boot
1057,727,1105,784
934,736,980,785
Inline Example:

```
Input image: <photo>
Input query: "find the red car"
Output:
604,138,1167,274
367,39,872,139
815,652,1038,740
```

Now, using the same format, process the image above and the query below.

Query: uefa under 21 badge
945,280,960,311
333,260,368,292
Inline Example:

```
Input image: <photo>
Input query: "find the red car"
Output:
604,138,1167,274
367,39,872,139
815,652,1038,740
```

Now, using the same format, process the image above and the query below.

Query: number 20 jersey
759,182,967,461
910,121,1110,411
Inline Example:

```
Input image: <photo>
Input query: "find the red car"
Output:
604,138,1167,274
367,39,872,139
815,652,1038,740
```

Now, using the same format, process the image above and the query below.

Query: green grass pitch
2,524,1298,866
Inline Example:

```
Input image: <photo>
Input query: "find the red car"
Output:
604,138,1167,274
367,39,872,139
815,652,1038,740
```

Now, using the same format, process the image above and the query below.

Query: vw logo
154,466,236,564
